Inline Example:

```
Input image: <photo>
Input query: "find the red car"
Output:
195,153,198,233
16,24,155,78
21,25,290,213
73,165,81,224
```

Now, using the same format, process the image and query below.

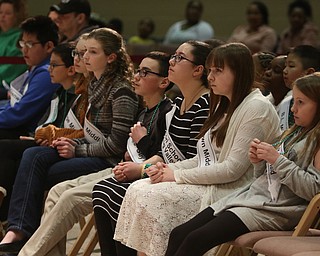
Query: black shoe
0,239,27,254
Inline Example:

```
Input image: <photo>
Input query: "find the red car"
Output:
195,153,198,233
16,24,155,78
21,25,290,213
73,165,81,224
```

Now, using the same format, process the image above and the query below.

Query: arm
275,148,320,202
0,68,58,129
163,23,176,44
260,27,278,52
197,22,214,40
301,23,319,47
75,87,138,158
136,100,171,158
174,99,280,185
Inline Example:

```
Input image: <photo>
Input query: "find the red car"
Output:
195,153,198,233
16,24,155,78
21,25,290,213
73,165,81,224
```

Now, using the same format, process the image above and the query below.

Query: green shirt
0,27,28,86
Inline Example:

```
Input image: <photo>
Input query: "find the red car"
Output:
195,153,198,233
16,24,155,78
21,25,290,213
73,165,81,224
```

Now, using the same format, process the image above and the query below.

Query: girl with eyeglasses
89,40,213,256
114,43,280,256
19,39,214,256
17,51,173,256
0,28,139,254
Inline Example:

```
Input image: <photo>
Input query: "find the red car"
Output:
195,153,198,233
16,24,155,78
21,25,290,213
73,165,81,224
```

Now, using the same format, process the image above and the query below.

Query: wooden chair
255,236,320,256
215,193,320,256
253,193,320,256
67,212,99,256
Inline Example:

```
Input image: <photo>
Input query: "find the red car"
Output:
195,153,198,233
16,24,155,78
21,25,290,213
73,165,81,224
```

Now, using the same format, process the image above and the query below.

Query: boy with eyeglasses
0,15,60,139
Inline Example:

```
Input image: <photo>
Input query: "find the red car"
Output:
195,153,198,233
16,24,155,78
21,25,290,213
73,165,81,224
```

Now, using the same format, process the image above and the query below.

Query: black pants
165,207,250,256
0,139,37,220
0,128,29,140
93,207,136,256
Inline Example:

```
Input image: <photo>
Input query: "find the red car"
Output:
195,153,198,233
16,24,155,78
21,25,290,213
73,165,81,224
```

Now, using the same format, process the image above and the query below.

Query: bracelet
141,163,152,178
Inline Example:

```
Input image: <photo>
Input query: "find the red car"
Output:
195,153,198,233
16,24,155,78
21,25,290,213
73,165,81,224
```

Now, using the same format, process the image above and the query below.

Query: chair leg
79,216,86,230
82,230,99,256
215,243,234,256
67,212,95,256
218,245,256,256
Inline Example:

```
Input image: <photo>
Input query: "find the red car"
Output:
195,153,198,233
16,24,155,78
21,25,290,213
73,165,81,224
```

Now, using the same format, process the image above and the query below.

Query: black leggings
165,207,250,256
93,206,136,256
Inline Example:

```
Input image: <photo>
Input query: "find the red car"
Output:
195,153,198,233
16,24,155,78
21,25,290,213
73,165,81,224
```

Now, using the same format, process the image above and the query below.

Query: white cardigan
169,89,281,206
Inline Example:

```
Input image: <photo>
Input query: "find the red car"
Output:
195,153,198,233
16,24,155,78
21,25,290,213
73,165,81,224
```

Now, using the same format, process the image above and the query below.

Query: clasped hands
51,137,77,158
113,161,175,184
249,138,280,165
145,162,175,184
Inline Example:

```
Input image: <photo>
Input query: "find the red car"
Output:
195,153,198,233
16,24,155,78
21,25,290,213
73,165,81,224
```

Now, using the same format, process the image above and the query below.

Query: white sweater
169,89,281,206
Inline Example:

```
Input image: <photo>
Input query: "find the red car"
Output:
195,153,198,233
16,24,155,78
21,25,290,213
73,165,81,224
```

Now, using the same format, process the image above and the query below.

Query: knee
48,181,69,199
169,225,184,244
22,146,41,158
92,183,105,206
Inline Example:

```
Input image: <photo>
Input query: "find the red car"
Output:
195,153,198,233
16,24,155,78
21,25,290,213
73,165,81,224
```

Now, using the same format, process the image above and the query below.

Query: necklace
146,99,162,135
182,86,207,114
272,127,302,155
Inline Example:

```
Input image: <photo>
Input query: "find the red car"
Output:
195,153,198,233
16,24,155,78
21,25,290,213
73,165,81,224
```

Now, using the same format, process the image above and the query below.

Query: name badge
278,96,292,132
197,130,217,167
127,137,145,163
83,104,105,143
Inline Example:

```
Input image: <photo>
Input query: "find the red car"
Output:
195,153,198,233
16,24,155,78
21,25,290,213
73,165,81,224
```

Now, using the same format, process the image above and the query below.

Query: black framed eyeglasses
72,49,85,60
135,69,165,78
170,54,198,65
48,63,66,70
19,40,42,49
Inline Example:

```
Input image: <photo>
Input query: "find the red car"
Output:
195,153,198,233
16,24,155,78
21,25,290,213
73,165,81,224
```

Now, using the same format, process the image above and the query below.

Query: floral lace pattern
114,179,207,256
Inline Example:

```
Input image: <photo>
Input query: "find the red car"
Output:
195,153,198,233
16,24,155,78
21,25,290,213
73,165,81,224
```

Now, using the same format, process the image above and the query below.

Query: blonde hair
279,72,320,164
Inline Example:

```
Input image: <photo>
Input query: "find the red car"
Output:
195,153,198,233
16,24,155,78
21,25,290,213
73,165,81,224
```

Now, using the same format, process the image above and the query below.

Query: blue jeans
7,146,112,238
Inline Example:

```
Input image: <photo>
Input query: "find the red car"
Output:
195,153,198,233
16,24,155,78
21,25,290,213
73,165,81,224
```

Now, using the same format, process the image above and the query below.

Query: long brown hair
199,43,254,147
280,73,320,165
87,27,134,84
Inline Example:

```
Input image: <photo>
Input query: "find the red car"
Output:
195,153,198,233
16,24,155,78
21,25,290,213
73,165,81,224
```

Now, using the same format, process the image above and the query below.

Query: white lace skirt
114,179,208,256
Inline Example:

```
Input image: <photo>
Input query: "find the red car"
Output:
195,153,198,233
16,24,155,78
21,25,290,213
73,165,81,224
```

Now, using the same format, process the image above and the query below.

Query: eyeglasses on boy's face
135,69,165,78
48,63,66,70
19,40,42,49
72,49,85,60
170,54,198,65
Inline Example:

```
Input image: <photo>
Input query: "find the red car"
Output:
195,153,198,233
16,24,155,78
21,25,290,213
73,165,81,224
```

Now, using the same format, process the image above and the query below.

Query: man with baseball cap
50,0,97,43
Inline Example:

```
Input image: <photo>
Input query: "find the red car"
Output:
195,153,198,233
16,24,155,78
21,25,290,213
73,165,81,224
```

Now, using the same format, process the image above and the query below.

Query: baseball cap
50,0,91,17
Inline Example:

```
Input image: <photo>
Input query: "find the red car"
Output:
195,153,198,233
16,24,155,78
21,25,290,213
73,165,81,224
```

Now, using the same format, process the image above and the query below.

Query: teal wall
27,0,320,41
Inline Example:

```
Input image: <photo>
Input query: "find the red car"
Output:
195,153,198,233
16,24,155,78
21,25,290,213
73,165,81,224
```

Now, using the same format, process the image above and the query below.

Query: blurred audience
128,18,156,45
277,0,319,54
50,0,97,43
228,1,277,54
163,0,214,46
107,17,123,35
0,0,28,100
263,55,291,117
252,51,276,93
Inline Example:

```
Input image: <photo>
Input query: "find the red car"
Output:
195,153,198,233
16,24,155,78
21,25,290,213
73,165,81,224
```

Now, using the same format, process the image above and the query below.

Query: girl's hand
113,162,142,182
53,137,76,159
113,163,127,182
130,122,147,144
123,151,132,161
249,138,263,163
37,139,49,146
256,141,280,165
147,162,175,183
